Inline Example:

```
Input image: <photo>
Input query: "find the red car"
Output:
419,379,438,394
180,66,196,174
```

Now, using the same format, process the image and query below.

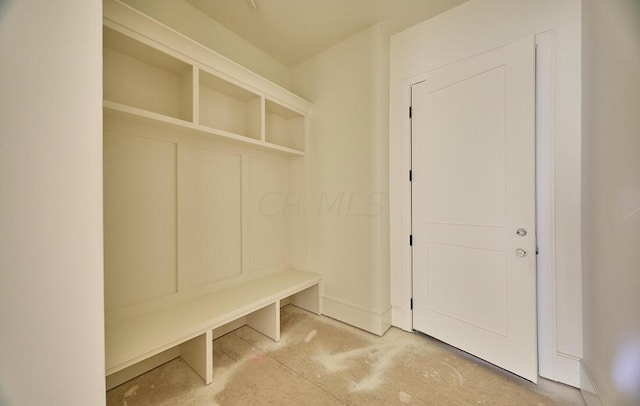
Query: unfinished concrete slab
107,306,584,406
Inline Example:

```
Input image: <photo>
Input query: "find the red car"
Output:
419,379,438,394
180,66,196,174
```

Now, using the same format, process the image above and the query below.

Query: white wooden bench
105,269,321,387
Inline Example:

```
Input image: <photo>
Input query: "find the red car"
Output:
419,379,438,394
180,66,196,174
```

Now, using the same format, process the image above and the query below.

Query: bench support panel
180,331,213,385
247,301,280,341
105,272,322,389
291,283,321,315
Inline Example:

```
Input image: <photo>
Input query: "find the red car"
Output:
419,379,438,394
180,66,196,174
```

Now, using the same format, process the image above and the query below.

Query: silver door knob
516,248,528,257
516,228,527,237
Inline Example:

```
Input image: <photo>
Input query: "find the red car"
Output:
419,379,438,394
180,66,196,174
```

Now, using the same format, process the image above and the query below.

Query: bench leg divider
291,283,321,315
180,330,213,385
247,301,280,342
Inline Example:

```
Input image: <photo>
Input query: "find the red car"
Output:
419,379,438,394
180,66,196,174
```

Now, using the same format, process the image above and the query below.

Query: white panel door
411,36,537,382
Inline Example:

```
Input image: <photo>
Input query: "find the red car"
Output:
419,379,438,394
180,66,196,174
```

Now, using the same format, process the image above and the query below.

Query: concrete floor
107,305,585,405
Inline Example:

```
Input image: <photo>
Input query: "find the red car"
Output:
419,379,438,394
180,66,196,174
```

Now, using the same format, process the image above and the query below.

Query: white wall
581,1,640,405
389,0,582,385
121,0,293,90
0,1,105,405
292,25,391,335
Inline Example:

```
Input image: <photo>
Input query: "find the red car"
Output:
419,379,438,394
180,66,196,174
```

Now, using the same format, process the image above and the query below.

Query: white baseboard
322,296,392,336
580,361,603,406
554,352,581,387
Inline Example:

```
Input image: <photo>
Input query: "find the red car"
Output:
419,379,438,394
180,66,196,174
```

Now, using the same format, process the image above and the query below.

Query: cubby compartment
198,69,262,140
265,100,305,152
103,27,193,121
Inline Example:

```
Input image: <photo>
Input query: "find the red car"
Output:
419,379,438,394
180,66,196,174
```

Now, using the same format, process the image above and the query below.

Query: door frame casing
397,31,556,379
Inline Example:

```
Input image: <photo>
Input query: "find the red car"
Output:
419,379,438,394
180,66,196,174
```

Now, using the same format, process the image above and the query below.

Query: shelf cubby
198,69,262,141
103,27,193,122
265,100,305,152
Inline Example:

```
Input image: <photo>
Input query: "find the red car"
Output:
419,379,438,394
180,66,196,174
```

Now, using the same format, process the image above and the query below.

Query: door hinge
409,234,413,246
409,170,412,182
409,106,412,118
410,298,413,310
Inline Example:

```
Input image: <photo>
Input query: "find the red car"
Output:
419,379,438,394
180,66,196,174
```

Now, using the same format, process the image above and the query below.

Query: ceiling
186,0,469,66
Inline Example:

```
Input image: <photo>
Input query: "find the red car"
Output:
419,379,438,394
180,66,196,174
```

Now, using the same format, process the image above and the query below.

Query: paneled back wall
102,0,311,325
104,117,305,314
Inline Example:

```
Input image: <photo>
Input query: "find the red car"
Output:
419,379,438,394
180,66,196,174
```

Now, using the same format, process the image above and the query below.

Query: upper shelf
104,101,305,157
102,25,307,157
103,26,194,122
198,69,262,141
266,100,305,152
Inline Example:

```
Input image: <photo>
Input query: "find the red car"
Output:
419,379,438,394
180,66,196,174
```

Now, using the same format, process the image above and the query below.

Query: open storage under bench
106,269,321,388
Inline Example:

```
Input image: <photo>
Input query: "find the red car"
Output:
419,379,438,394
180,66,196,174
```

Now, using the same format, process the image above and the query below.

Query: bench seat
105,269,322,385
